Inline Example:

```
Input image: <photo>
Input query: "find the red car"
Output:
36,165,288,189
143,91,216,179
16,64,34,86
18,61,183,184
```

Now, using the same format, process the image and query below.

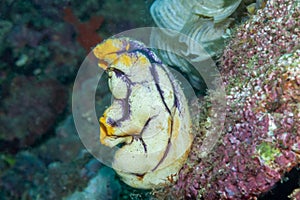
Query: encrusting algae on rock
152,0,300,199
92,37,193,189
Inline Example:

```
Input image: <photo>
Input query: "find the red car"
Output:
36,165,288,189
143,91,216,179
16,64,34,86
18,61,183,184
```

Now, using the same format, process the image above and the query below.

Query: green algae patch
257,142,280,165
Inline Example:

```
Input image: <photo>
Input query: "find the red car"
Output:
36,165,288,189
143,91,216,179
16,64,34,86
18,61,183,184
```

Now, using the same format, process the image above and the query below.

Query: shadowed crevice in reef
259,167,300,200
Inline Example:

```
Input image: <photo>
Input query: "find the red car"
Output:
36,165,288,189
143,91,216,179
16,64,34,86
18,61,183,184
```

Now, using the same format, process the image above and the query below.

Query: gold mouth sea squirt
93,38,193,189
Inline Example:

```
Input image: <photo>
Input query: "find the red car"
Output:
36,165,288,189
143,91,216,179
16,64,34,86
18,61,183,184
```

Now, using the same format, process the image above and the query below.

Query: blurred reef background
0,0,154,199
0,0,299,200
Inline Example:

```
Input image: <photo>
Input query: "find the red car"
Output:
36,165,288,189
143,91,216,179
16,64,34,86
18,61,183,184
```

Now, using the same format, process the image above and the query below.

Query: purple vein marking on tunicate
136,118,152,154
150,64,171,115
109,67,131,84
107,67,133,125
107,117,117,127
113,92,131,125
108,39,162,64
113,117,156,154
128,49,163,65
127,40,163,64
151,116,173,172
161,64,181,111
137,116,157,154
149,63,175,171
110,99,128,127
154,63,180,112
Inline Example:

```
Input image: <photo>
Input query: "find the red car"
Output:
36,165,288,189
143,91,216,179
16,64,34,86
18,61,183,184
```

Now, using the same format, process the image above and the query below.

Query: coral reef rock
155,0,300,199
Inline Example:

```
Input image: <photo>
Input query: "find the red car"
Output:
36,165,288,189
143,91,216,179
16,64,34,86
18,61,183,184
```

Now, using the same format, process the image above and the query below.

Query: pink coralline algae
157,0,300,199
